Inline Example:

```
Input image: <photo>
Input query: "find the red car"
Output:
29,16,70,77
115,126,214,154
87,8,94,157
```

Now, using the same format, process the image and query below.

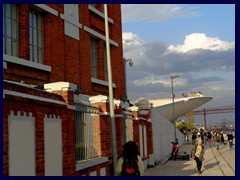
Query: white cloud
123,32,234,109
122,32,144,47
133,74,186,87
167,33,235,53
121,4,199,23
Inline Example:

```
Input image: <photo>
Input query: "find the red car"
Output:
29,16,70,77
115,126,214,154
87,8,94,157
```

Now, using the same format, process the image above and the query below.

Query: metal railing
75,103,100,162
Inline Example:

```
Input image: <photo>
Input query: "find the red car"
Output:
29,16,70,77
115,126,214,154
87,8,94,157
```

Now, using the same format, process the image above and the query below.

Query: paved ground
142,142,235,176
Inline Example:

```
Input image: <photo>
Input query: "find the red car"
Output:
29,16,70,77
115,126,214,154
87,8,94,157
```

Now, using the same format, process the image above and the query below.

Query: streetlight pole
123,57,133,101
104,4,118,176
170,74,179,143
122,57,133,144
186,115,189,143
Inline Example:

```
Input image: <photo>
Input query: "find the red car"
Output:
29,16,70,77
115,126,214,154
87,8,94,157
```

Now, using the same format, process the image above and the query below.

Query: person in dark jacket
192,132,197,145
191,139,205,174
227,132,234,150
116,141,144,176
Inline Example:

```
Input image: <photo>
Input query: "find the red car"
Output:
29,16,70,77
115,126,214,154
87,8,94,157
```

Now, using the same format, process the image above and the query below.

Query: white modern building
131,94,212,166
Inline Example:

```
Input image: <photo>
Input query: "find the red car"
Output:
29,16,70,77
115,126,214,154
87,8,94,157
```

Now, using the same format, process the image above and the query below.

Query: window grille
103,45,108,81
90,38,98,78
3,4,18,57
29,10,43,63
75,103,100,162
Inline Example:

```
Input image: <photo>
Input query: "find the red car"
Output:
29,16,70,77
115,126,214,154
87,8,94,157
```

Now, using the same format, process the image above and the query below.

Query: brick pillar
89,95,124,172
131,109,140,146
18,4,30,60
35,111,45,176
44,82,76,175
3,104,9,176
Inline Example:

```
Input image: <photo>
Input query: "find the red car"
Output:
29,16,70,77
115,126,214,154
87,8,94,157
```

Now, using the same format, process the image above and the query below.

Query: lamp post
122,57,133,144
185,115,189,143
123,57,133,101
170,74,179,143
104,4,117,176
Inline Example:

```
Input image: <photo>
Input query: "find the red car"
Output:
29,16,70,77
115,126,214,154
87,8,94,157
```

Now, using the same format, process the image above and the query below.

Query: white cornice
90,95,108,103
128,106,139,112
44,82,77,92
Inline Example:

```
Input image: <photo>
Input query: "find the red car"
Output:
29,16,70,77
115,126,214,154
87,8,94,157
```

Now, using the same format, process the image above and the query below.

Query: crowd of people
116,128,234,176
190,129,234,174
191,128,235,150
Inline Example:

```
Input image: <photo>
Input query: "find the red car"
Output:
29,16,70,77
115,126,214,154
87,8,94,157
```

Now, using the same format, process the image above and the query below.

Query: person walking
223,132,228,145
116,141,144,176
192,132,197,145
227,132,234,150
216,132,221,150
220,132,225,146
191,139,205,174
203,131,207,145
207,131,212,145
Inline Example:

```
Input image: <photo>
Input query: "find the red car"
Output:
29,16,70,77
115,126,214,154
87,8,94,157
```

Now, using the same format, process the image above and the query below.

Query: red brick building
3,4,153,176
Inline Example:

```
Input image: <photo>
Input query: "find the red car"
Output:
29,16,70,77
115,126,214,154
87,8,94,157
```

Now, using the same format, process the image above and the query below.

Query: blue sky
122,4,235,44
121,4,235,128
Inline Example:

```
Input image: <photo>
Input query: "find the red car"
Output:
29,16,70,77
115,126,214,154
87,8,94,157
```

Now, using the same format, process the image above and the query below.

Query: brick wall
4,4,124,100
3,4,154,176
3,82,76,176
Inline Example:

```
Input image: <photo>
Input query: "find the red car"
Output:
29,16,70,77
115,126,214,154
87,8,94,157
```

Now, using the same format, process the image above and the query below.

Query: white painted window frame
3,54,51,72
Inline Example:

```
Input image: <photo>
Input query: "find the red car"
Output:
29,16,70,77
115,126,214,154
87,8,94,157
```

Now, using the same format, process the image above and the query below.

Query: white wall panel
44,115,63,176
100,167,106,176
9,111,36,176
90,171,97,176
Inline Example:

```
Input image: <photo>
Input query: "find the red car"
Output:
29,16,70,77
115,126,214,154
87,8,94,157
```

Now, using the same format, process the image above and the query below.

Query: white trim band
4,90,66,106
88,5,113,24
60,14,83,29
3,54,51,72
84,26,118,47
91,78,116,88
34,4,58,16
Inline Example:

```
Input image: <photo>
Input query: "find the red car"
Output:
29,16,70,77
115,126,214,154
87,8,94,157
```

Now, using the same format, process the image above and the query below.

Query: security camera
129,59,133,67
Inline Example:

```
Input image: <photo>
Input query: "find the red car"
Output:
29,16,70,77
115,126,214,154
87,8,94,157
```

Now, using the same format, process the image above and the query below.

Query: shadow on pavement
203,162,219,170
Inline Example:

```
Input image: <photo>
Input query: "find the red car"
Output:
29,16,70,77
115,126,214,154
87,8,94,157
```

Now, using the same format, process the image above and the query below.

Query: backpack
121,158,140,176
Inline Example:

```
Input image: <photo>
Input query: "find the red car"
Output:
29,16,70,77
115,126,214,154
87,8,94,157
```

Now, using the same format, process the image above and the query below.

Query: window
75,103,100,161
103,45,108,81
3,4,18,57
90,38,98,78
29,10,43,63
